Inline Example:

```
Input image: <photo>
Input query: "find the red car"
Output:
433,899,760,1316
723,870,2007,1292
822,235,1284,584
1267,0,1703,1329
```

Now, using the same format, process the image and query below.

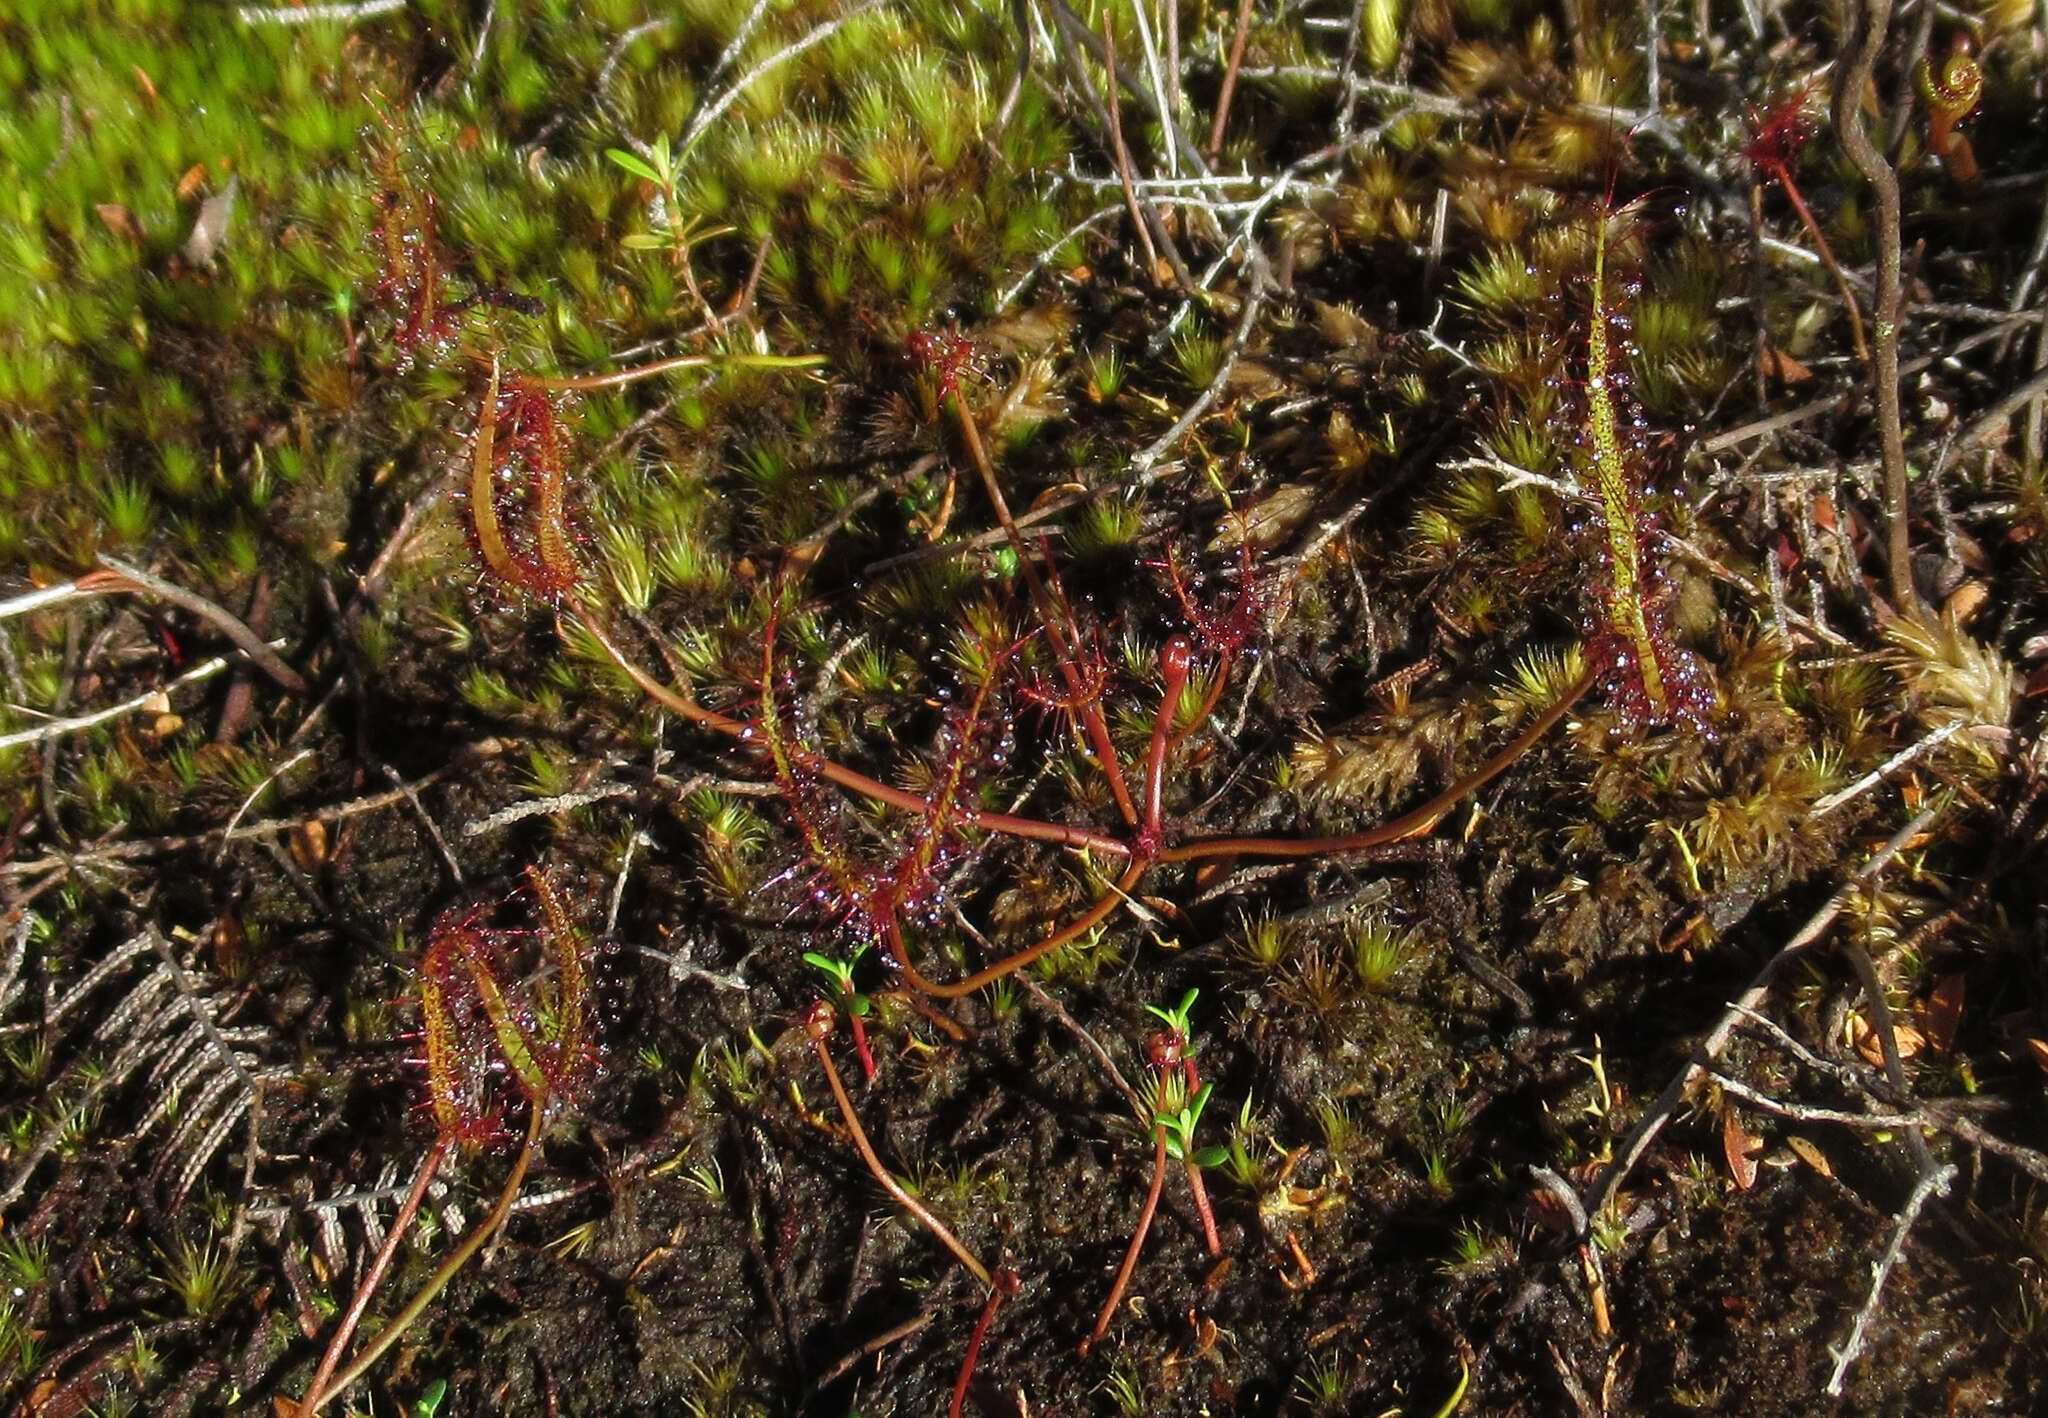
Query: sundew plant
3,0,2048,1415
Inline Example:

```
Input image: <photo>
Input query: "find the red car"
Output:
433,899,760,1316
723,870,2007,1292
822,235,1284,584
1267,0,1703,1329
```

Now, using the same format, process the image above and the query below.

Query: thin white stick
461,782,640,837
678,0,889,162
0,653,235,750
0,579,101,621
1809,722,1962,817
1825,1161,1956,1396
1127,0,1176,179
236,0,405,25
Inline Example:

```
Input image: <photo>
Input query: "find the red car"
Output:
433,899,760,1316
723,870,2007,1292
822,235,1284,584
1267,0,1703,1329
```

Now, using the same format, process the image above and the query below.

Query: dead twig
96,555,309,695
1583,807,1937,1221
0,651,241,751
1825,1157,1955,1396
1830,0,1914,609
1208,0,1257,161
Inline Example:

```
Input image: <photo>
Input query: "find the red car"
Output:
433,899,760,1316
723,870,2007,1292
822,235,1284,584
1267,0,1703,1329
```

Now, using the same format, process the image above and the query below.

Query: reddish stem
846,1003,877,1083
1763,165,1871,368
807,1004,992,1287
882,864,1147,999
296,1134,452,1418
570,603,1133,859
950,1268,1021,1418
1177,1056,1222,1257
1141,638,1194,853
951,394,1140,829
1183,1157,1222,1256
1160,668,1595,862
1082,1123,1170,1355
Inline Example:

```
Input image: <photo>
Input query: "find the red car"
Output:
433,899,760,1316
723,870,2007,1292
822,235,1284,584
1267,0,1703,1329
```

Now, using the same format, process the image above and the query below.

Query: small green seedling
803,943,876,1081
1157,1081,1229,1170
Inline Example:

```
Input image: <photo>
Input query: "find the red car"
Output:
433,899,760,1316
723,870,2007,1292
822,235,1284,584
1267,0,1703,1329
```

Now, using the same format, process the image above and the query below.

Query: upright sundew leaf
879,663,1005,924
465,366,583,603
467,355,522,590
757,614,875,926
525,865,592,1094
370,137,459,369
497,375,581,602
418,926,502,1147
1576,207,1713,733
445,926,552,1107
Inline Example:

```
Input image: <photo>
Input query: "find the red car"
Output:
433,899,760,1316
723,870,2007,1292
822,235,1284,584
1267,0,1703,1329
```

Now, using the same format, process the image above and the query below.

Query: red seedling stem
806,1002,993,1288
949,1268,1021,1418
1081,1122,1170,1355
1178,1053,1223,1257
1184,1150,1222,1256
294,1133,452,1418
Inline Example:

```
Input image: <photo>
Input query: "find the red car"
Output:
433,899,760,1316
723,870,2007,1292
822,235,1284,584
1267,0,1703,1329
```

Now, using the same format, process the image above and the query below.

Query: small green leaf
606,148,664,184
412,1379,449,1418
1191,1146,1230,1169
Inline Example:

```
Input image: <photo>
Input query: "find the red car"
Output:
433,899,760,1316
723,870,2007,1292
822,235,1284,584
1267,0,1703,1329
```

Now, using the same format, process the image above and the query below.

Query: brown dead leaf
1943,581,1989,626
1785,1135,1833,1178
1850,1012,1925,1068
1918,973,1966,1055
1760,342,1813,384
1722,1107,1764,1190
1811,492,1838,533
94,203,142,245
289,817,330,873
176,162,209,201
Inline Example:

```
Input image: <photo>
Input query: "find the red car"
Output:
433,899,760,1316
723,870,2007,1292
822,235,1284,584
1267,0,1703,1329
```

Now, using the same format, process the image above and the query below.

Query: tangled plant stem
804,1001,992,1288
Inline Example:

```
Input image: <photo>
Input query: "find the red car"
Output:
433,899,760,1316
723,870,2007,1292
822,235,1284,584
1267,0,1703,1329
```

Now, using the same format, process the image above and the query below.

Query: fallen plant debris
3,0,2048,1414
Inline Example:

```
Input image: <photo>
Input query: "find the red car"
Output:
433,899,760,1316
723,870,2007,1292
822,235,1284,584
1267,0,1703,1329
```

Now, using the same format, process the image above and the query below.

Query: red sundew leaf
526,865,600,1099
907,327,990,400
1161,542,1268,659
413,873,602,1145
419,926,502,1146
1742,92,1818,176
463,368,583,603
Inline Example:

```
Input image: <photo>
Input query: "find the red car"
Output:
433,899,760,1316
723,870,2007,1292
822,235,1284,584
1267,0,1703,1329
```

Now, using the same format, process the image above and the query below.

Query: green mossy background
4,0,2048,1414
